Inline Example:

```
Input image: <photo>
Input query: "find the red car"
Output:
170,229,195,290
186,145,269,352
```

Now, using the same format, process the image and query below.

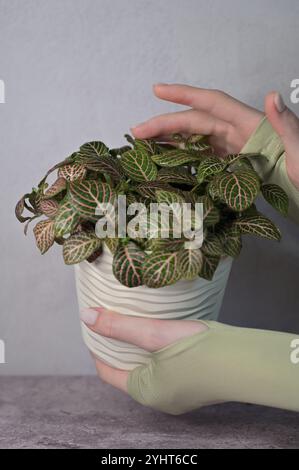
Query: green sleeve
127,321,299,415
241,116,299,224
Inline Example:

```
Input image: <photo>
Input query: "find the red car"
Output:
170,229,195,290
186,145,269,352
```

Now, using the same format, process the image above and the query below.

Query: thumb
265,91,299,188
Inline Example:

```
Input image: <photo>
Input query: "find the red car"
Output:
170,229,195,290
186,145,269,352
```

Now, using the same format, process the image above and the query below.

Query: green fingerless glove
241,116,299,224
127,321,299,415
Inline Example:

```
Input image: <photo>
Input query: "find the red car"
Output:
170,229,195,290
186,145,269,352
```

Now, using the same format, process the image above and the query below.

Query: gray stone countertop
0,377,298,449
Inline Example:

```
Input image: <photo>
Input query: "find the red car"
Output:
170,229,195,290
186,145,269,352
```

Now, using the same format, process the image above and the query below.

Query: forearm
241,116,299,224
127,321,299,415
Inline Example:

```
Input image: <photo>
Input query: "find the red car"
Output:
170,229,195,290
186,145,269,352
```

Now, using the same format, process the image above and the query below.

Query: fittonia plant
15,134,289,288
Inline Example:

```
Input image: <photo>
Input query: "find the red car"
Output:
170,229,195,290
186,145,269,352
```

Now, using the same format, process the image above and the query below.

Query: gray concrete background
0,0,299,374
1,377,299,449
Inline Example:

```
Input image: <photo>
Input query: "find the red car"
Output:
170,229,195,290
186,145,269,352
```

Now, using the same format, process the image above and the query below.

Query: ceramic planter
75,246,232,371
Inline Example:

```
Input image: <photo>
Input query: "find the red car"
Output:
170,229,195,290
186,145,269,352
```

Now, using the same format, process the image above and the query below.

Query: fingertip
153,82,170,98
273,92,286,113
130,126,143,138
130,124,142,132
130,124,151,139
264,91,279,116
80,307,99,326
80,306,109,327
264,91,299,138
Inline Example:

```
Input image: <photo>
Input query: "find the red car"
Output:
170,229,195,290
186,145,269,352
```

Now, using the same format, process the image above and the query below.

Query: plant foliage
16,133,288,288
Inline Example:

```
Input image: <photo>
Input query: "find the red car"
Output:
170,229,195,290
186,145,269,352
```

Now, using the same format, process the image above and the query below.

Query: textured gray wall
0,0,298,374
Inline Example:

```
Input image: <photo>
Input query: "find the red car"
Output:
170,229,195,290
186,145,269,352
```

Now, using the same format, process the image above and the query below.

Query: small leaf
39,199,59,218
104,238,119,254
15,196,32,222
261,183,289,216
43,177,67,199
219,226,242,258
146,238,185,253
121,149,158,182
58,163,86,181
134,139,158,155
199,253,220,281
224,153,261,166
38,153,77,187
152,149,202,167
217,170,260,211
78,141,109,159
178,248,203,280
154,190,185,236
143,251,180,288
25,191,40,214
113,242,145,287
235,214,281,241
138,202,184,240
157,167,197,185
33,219,55,254
125,192,138,206
124,134,135,145
63,231,102,265
171,133,185,143
196,157,225,183
54,200,80,237
24,215,40,235
33,189,44,212
84,155,125,181
196,195,220,227
185,134,211,152
182,190,205,204
70,180,115,220
135,181,175,199
201,233,223,256
207,176,220,201
155,189,186,205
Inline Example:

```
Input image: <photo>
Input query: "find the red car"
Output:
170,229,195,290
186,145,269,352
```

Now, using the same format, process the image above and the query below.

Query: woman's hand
82,307,299,415
131,84,299,191
80,307,207,393
131,84,263,156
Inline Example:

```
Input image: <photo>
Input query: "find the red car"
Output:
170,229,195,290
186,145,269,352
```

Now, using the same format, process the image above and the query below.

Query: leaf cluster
15,134,288,287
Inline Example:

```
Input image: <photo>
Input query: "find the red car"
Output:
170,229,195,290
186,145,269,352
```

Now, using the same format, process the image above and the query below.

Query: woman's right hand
132,84,299,191
131,83,263,156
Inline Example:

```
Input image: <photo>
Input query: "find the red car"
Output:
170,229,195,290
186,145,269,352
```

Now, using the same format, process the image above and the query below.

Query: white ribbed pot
75,246,232,370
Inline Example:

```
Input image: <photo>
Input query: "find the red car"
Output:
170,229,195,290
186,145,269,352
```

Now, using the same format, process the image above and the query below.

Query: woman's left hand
80,307,207,393
80,307,299,415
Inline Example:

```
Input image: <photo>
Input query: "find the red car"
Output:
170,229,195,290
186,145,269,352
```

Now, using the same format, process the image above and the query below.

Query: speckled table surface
0,377,298,449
